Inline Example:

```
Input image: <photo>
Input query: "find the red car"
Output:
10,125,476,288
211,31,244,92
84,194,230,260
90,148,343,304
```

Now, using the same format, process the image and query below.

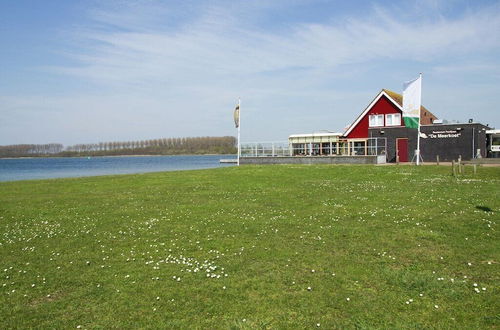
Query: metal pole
237,98,241,166
416,73,422,165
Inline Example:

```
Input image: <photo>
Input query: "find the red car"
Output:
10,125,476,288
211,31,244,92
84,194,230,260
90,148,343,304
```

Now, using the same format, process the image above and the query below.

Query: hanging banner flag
233,104,240,128
402,75,422,129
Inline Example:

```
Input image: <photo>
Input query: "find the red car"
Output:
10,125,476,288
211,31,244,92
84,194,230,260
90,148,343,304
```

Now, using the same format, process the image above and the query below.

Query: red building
341,89,437,162
344,89,436,139
286,88,493,163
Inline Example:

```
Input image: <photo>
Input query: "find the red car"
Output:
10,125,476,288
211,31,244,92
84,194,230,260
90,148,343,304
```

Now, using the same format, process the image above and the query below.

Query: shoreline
0,154,238,182
0,153,237,160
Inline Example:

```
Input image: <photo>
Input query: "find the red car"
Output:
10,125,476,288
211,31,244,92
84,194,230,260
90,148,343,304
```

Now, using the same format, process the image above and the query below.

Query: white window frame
369,114,384,127
385,113,401,126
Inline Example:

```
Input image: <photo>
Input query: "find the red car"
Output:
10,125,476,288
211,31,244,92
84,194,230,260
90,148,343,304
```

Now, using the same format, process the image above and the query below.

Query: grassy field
0,165,498,328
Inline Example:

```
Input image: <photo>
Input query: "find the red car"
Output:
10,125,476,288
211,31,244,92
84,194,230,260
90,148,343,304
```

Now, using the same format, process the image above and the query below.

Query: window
369,114,384,127
352,141,366,155
386,113,401,126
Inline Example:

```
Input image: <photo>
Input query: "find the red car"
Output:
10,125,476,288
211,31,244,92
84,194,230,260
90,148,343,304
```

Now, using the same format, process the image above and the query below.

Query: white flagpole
237,98,241,166
416,73,422,166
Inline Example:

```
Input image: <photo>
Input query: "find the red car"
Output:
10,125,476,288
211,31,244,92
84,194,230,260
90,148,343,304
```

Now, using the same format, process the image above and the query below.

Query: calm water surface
0,155,236,182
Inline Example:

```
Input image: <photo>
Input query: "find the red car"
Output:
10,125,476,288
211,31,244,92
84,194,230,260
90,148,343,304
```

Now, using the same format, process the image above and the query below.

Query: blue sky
1,0,499,145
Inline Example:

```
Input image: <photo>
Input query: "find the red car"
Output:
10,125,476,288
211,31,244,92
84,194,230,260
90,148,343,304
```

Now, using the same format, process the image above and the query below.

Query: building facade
287,88,496,162
368,123,489,162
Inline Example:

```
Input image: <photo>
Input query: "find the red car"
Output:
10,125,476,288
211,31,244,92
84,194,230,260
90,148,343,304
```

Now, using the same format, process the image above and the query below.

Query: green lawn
0,165,498,328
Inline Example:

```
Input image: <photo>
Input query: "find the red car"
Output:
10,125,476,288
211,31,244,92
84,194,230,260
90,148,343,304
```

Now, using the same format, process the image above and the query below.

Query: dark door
396,138,408,162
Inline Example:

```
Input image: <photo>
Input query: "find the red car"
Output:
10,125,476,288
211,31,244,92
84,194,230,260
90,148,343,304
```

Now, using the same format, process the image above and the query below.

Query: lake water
0,155,236,182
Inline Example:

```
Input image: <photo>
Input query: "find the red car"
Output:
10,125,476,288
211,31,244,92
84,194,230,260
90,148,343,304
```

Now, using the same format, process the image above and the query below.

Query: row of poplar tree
0,136,236,158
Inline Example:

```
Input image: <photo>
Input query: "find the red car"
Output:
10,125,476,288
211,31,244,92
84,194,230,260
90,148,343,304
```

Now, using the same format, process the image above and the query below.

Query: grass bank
0,165,498,328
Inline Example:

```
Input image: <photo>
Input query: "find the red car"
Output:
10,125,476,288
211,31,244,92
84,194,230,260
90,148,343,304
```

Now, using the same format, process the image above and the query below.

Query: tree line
0,136,236,158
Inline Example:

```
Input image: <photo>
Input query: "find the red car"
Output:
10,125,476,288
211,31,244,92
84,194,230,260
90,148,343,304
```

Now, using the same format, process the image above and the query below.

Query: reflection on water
0,155,236,182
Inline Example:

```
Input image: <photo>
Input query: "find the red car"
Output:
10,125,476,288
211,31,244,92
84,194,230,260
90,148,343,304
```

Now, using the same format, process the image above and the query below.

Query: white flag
402,75,422,129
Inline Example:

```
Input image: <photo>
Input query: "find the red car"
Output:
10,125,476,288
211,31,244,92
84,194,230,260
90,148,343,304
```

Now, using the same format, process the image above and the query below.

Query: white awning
289,132,342,138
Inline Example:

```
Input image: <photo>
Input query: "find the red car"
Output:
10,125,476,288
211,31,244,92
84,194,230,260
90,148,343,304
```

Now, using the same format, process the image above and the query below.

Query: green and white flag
402,75,422,129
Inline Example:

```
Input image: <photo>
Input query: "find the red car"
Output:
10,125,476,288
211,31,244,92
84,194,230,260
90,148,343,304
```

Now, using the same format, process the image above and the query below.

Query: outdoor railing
241,142,291,157
240,138,387,158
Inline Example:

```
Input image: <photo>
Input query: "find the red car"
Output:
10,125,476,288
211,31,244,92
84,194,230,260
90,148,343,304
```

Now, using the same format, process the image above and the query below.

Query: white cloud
60,2,499,82
2,1,500,144
433,62,500,76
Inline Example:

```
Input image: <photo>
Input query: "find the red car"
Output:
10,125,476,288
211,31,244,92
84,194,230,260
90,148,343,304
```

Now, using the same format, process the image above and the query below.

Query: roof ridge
382,88,433,115
382,89,403,106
